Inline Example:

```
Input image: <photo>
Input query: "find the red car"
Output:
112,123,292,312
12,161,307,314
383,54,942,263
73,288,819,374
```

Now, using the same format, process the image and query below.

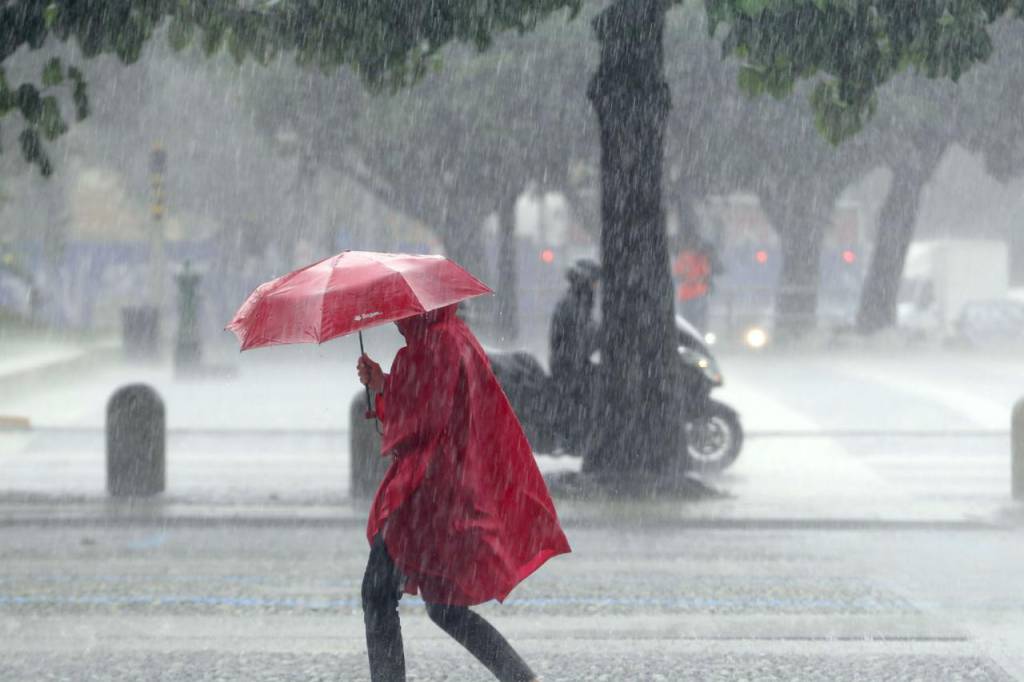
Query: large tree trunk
494,195,519,343
855,167,928,333
761,188,831,342
583,0,685,487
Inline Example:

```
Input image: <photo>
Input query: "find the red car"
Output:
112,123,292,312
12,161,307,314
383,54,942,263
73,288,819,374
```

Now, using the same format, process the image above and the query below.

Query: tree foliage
4,0,1022,177
705,0,1022,143
0,0,582,175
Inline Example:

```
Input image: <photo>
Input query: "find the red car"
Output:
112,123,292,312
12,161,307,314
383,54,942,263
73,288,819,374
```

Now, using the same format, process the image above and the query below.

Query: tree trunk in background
296,150,336,258
40,178,69,325
441,211,486,288
584,0,685,487
855,167,928,333
676,193,700,248
761,188,830,342
777,219,824,340
495,195,519,342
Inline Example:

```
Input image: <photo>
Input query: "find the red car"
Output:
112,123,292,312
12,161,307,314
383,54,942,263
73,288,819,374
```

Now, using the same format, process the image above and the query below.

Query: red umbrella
226,250,493,420
226,250,492,351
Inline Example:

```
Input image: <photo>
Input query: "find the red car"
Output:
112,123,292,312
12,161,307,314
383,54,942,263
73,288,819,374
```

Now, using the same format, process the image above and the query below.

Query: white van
897,239,1009,339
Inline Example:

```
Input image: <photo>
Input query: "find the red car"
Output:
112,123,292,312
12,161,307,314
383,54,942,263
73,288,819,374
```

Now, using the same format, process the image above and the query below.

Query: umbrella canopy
226,250,492,351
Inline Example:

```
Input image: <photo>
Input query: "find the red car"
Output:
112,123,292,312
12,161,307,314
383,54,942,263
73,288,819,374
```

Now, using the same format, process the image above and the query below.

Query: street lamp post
174,260,202,374
120,146,168,360
149,145,168,312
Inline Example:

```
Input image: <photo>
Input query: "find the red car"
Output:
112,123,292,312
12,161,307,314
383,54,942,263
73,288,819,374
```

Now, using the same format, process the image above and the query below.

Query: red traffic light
842,249,856,264
755,250,768,264
540,249,555,264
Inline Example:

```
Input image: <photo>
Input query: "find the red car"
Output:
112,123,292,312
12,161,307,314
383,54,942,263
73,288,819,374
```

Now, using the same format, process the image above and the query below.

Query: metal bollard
106,384,166,497
349,392,387,499
1014,398,1024,501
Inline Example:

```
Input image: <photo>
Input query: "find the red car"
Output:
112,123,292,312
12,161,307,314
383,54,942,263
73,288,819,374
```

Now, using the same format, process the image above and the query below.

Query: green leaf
876,35,892,58
737,0,770,17
68,67,89,121
16,84,42,123
42,58,63,87
0,70,13,115
43,3,59,29
203,23,227,57
228,30,247,65
168,18,194,52
704,1,728,36
737,65,766,96
766,72,795,99
116,19,146,64
19,128,39,163
810,80,876,145
720,26,740,57
39,97,68,141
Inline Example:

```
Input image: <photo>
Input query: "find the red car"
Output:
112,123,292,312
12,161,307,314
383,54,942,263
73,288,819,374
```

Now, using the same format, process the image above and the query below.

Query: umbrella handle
359,331,384,436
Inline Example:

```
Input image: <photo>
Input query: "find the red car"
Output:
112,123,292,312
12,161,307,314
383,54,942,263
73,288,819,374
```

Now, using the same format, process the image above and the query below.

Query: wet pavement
2,339,1024,678
0,649,1013,681
2,522,1022,680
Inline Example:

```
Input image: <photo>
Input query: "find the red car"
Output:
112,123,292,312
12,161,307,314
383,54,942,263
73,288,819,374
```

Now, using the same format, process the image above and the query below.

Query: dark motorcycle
487,315,743,474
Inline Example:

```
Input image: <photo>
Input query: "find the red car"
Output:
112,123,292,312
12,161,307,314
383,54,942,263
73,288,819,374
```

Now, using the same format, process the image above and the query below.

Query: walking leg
362,536,406,682
425,603,536,682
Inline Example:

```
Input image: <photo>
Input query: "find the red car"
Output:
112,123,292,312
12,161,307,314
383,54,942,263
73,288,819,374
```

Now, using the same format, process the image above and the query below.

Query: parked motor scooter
488,315,743,474
673,315,743,473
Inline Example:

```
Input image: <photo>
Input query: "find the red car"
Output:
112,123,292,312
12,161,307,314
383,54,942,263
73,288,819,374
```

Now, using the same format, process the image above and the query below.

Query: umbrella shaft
359,330,373,416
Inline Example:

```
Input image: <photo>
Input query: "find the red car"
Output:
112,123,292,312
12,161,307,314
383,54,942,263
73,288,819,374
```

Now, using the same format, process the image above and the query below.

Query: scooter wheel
684,400,743,474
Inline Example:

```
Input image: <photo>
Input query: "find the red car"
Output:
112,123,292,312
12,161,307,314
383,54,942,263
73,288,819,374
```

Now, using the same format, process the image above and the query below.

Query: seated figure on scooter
548,258,601,452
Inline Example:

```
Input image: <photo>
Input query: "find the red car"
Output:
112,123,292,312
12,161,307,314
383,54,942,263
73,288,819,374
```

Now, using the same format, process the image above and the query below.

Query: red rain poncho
367,306,570,606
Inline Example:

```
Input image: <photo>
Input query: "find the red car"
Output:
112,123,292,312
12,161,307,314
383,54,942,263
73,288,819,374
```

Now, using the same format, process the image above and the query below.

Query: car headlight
744,327,768,349
678,347,723,384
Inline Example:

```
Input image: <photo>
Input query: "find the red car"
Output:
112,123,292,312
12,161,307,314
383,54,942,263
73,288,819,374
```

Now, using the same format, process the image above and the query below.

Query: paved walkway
3,330,1024,680
0,329,118,384
3,522,1023,680
1,328,1021,530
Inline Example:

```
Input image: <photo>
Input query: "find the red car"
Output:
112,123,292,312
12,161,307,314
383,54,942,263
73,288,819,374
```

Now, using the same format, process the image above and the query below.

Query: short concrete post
1014,398,1024,501
107,384,165,497
350,393,386,499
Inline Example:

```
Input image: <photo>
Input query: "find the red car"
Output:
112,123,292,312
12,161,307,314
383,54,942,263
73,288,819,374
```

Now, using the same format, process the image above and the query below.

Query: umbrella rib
390,264,423,315
378,256,432,313
317,252,344,344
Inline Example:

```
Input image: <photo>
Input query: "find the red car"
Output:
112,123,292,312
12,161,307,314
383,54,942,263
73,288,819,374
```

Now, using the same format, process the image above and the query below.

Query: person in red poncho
356,304,570,682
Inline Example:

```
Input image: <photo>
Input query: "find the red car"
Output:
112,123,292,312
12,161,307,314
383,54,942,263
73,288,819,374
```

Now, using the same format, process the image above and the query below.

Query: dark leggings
361,535,535,682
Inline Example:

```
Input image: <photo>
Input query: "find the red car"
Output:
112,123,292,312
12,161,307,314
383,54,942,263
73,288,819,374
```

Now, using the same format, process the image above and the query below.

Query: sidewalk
0,430,1018,529
5,332,1024,682
0,329,120,403
1,327,1021,529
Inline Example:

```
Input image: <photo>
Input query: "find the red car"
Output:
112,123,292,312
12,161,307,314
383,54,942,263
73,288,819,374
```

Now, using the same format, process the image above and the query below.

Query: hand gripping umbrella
225,250,493,421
